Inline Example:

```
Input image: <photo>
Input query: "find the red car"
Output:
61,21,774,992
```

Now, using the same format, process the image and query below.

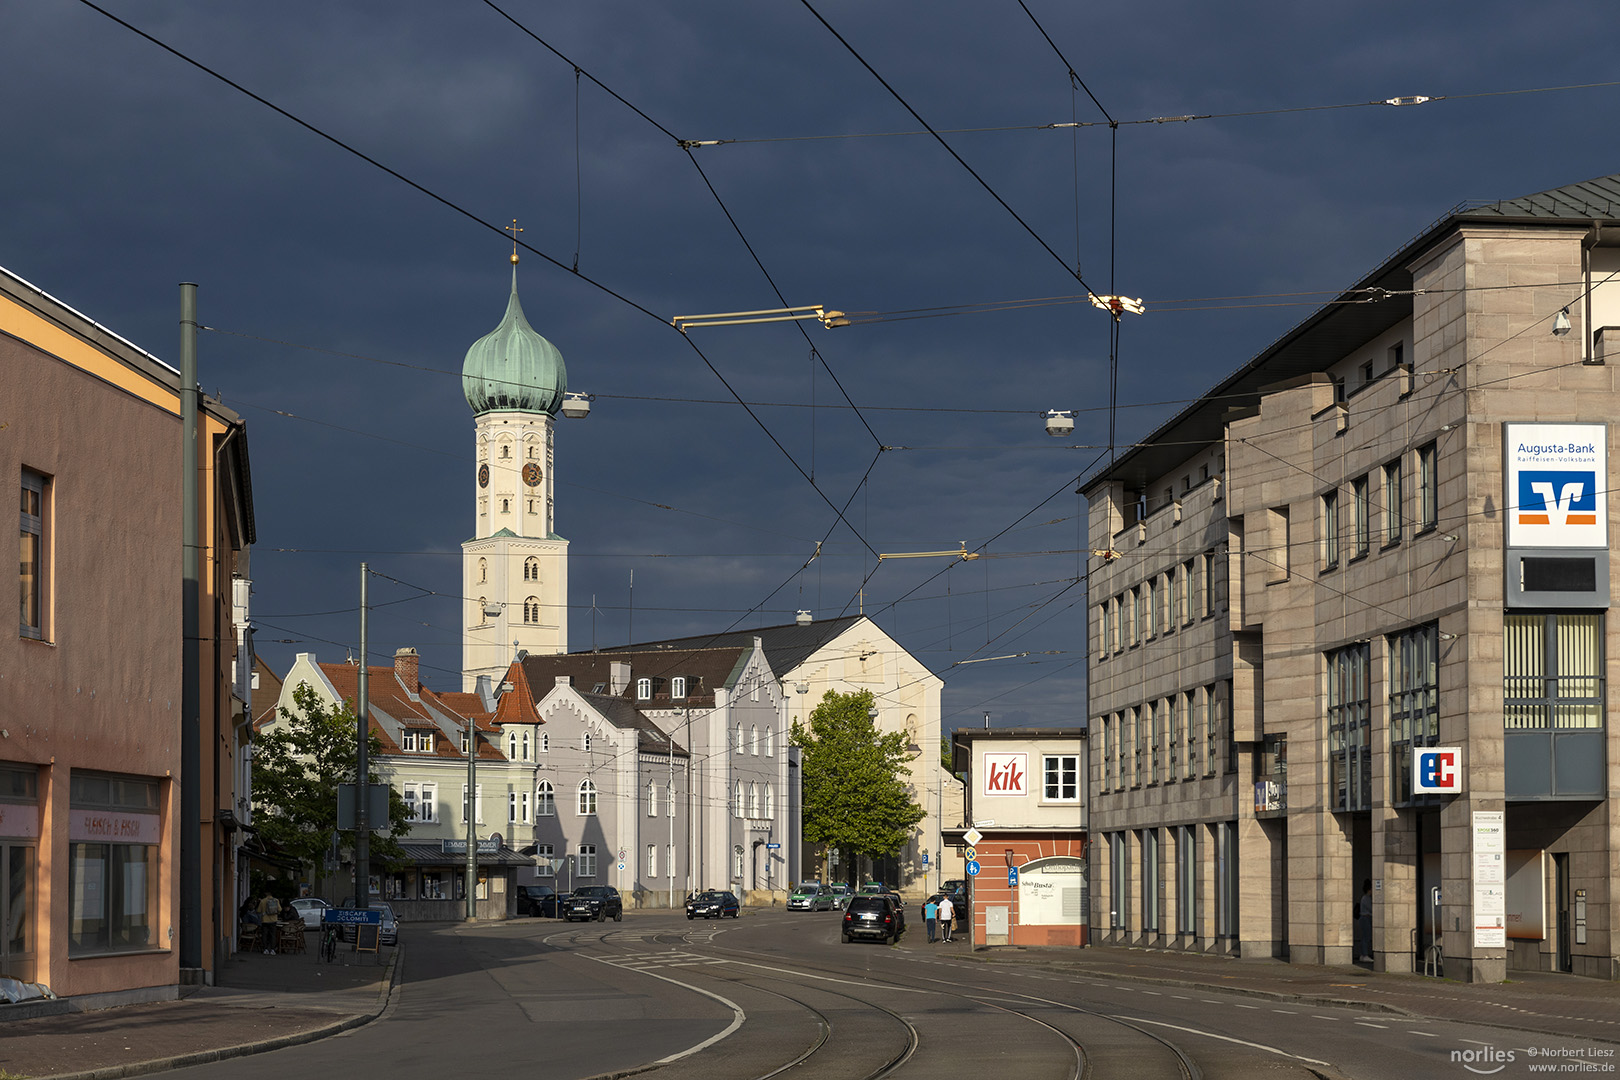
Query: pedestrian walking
1355,880,1373,963
937,893,955,942
923,895,939,943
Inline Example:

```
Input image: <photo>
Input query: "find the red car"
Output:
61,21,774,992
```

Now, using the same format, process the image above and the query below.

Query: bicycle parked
320,918,340,963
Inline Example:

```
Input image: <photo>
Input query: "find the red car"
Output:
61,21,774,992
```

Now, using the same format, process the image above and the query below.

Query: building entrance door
1,843,36,982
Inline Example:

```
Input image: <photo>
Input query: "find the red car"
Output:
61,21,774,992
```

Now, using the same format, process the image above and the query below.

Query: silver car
290,897,329,930
338,901,400,946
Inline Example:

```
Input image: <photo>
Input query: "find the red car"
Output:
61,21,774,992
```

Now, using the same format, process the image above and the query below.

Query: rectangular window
1043,755,1079,801
1132,587,1144,645
1384,459,1404,545
1181,560,1194,625
509,790,531,824
1389,624,1440,805
1176,826,1197,935
1133,707,1146,786
648,782,658,817
1141,828,1160,933
1202,551,1215,616
1323,490,1340,567
461,784,483,824
1101,716,1114,792
1327,643,1372,811
403,782,437,823
647,844,657,878
20,469,46,639
1505,613,1604,730
536,844,554,876
68,772,161,956
1104,599,1117,654
637,677,652,700
1149,702,1161,783
1183,692,1197,779
1109,833,1128,931
671,676,687,699
1144,579,1157,639
1418,442,1438,532
1352,476,1370,557
577,844,597,878
1116,712,1128,789
1166,694,1179,780
1215,822,1237,938
1204,684,1218,777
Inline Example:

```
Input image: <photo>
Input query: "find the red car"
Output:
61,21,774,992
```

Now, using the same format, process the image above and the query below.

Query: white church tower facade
461,253,570,689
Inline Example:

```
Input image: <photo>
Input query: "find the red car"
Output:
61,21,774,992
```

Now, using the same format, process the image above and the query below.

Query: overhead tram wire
673,77,1620,147
799,0,1103,297
481,0,883,451
78,0,881,562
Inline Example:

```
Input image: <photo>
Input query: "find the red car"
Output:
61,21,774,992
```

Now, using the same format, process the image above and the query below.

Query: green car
788,884,834,911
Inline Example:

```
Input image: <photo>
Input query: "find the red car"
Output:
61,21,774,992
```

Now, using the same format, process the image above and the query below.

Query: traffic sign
616,862,626,871
965,859,982,877
964,847,977,861
1008,867,1019,887
921,852,928,865
963,827,983,847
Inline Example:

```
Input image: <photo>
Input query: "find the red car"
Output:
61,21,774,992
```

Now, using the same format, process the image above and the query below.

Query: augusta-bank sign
1505,423,1606,548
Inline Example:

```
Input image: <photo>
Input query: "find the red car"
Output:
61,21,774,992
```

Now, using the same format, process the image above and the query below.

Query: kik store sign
981,752,1028,797
1505,423,1606,548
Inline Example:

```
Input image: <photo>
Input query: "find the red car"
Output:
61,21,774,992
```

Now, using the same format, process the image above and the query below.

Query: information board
1472,811,1507,949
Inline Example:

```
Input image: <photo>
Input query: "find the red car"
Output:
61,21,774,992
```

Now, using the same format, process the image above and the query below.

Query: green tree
791,689,925,880
252,682,412,872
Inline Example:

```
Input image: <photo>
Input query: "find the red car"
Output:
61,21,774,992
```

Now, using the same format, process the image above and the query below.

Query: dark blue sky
8,1,1619,729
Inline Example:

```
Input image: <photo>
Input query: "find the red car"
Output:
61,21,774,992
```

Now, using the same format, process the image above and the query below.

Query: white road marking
1411,1032,1436,1038
582,954,744,1063
1116,1015,1334,1068
1355,1022,1388,1029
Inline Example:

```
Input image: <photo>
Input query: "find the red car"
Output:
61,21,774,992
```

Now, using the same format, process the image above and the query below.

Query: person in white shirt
937,894,955,942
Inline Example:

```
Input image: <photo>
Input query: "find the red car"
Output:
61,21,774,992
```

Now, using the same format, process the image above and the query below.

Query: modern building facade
3,265,254,998
1086,173,1620,982
949,729,1088,948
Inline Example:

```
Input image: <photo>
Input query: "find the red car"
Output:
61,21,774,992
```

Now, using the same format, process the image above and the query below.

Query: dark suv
564,885,623,922
842,895,902,943
516,884,559,918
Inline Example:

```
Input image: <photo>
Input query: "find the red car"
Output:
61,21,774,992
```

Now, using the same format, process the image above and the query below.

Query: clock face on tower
522,462,542,487
477,463,490,488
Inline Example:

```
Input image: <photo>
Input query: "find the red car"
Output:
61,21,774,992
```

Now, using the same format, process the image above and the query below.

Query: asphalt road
163,909,1620,1080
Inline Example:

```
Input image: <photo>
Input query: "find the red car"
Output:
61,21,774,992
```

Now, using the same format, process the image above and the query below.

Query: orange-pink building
2,265,253,1003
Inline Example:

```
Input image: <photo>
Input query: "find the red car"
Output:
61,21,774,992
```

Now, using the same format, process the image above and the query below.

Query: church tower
461,248,569,690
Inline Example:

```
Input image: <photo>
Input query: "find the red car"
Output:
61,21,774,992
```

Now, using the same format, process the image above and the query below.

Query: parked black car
842,894,902,943
516,884,560,918
688,890,740,919
564,885,623,922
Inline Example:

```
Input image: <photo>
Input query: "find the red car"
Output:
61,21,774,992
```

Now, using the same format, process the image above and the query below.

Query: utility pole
179,283,201,973
355,564,370,909
466,711,478,920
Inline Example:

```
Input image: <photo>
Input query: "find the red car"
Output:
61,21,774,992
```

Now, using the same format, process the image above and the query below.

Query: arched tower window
524,596,540,623
501,499,510,514
524,556,539,581
477,558,487,584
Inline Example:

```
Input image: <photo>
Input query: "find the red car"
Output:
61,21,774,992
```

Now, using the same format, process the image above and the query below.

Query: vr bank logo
1517,470,1597,528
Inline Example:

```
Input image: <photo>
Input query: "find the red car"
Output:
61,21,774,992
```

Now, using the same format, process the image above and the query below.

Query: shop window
68,772,161,956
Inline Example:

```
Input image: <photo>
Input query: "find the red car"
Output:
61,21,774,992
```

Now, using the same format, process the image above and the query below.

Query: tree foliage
791,689,925,864
252,682,412,870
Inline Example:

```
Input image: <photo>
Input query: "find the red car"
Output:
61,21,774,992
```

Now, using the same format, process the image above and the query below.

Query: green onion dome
461,266,567,416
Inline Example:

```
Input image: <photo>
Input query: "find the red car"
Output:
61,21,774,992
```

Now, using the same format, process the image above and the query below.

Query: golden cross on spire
506,219,523,264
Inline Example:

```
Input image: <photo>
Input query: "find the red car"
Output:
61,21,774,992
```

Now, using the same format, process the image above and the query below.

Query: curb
43,946,402,1080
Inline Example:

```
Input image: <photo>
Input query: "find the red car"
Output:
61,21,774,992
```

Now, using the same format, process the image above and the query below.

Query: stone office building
1086,173,1620,981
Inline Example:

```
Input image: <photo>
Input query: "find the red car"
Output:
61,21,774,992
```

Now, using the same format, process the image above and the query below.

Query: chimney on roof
796,610,812,626
394,647,419,689
475,674,495,712
610,661,631,696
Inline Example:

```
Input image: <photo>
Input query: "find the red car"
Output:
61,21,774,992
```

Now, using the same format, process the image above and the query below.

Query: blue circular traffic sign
965,859,982,876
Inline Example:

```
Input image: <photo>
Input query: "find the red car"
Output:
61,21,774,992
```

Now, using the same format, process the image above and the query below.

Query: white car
290,897,329,930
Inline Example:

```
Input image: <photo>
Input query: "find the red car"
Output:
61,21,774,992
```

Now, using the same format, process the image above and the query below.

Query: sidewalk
912,935,1620,1044
0,944,397,1080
